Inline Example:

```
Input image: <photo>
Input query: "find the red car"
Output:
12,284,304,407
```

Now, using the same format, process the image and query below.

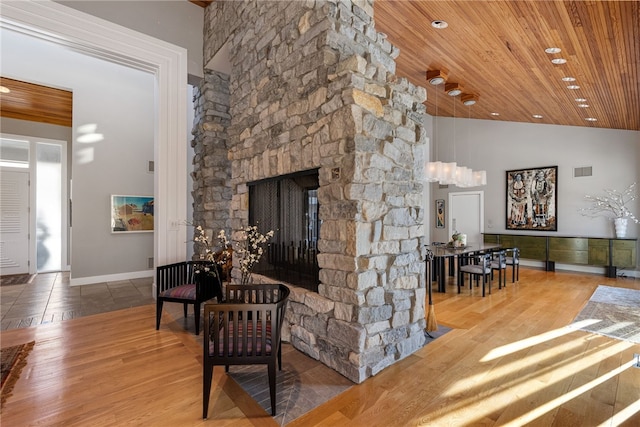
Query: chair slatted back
205,284,289,365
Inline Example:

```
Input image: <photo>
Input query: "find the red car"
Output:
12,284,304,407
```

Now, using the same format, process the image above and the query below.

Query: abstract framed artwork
436,199,445,229
111,195,154,233
506,166,557,231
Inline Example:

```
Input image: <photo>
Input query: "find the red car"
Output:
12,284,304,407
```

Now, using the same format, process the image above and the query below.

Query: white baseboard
70,270,154,286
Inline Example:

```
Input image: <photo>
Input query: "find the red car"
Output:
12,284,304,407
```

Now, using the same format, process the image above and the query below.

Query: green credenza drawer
513,235,547,260
588,239,609,266
549,237,588,264
612,240,637,268
483,234,499,244
499,235,516,249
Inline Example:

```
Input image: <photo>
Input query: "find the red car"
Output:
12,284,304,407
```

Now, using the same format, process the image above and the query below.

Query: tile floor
0,271,155,330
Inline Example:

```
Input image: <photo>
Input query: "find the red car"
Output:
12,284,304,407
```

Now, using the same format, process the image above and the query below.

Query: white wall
1,28,155,280
428,116,640,272
57,0,204,83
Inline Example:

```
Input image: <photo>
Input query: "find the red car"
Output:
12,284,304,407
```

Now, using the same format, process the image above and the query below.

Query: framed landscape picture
111,195,154,233
506,166,557,231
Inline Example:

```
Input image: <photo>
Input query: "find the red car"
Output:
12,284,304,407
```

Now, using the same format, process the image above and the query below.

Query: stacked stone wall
202,0,428,383
192,70,233,246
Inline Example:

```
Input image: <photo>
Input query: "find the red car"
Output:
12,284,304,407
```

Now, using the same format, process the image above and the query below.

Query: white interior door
0,170,30,275
449,191,484,245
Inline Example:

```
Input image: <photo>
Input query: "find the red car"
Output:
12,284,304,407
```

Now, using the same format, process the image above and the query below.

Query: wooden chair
458,252,492,297
156,260,223,335
203,284,290,419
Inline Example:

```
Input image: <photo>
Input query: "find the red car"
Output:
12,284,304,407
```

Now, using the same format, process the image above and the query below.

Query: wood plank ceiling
0,77,72,127
374,0,639,131
194,0,638,131
2,1,635,131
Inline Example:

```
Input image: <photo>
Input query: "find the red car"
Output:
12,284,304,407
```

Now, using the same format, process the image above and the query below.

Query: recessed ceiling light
567,85,580,90
431,20,448,29
578,104,589,108
533,115,543,119
585,117,597,122
575,98,587,102
0,86,10,94
490,112,500,116
551,58,567,64
562,76,576,82
545,47,561,54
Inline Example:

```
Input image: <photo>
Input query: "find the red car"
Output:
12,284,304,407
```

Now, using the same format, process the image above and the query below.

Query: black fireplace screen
248,169,319,292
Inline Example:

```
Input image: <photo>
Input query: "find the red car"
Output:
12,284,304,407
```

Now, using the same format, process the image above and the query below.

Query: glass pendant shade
455,166,473,187
455,166,466,186
426,161,442,182
440,162,457,184
463,167,474,187
473,170,487,186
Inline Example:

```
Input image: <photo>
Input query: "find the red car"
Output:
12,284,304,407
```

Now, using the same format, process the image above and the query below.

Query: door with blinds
0,169,30,275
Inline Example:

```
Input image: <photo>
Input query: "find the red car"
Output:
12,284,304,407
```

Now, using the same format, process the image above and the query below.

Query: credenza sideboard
483,233,637,278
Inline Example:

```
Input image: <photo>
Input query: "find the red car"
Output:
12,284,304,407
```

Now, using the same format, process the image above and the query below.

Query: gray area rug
227,343,353,426
570,285,640,344
426,324,452,341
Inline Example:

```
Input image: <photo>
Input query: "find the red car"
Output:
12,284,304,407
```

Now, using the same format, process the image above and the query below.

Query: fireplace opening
248,169,320,292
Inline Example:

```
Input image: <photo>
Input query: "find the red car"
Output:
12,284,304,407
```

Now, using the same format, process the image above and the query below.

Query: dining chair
490,249,507,289
458,252,492,297
504,247,520,282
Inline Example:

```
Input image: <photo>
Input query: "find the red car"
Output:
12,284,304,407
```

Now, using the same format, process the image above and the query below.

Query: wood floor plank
1,269,639,426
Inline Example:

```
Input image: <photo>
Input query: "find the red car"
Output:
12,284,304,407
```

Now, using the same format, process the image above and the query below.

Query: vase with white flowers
578,183,639,238
192,225,226,284
219,225,274,286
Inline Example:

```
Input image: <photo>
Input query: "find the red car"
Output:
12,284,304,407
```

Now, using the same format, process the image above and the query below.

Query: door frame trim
1,1,190,279
448,191,485,244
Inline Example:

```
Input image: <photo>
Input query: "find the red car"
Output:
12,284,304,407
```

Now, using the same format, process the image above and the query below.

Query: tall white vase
614,217,628,238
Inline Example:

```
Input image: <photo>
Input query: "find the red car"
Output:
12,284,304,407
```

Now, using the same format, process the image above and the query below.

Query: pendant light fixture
445,82,463,97
426,69,448,86
425,70,445,182
464,97,486,187
424,68,485,187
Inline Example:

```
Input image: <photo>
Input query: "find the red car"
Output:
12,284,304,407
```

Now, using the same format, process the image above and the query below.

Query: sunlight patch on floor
481,319,601,362
503,358,638,426
596,398,640,427
446,336,589,396
418,339,634,426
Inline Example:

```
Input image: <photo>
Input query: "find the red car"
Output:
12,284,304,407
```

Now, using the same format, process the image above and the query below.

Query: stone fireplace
248,169,320,292
193,0,428,383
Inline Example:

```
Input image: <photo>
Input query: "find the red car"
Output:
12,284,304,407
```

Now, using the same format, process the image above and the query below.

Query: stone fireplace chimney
195,0,428,383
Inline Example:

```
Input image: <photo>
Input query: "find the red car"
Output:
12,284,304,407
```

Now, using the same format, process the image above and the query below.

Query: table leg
436,258,446,292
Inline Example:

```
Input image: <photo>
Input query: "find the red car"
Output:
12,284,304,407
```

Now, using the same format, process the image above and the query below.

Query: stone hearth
193,0,428,383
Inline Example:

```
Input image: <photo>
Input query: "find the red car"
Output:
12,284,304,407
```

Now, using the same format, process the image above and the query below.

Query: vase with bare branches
578,183,639,237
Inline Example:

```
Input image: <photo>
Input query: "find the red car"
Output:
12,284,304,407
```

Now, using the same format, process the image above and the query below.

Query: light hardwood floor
1,268,639,426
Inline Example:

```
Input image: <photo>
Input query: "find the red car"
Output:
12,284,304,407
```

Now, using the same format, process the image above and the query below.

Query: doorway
448,191,484,245
0,134,68,274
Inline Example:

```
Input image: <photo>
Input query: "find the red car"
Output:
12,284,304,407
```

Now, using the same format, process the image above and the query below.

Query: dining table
425,242,502,292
